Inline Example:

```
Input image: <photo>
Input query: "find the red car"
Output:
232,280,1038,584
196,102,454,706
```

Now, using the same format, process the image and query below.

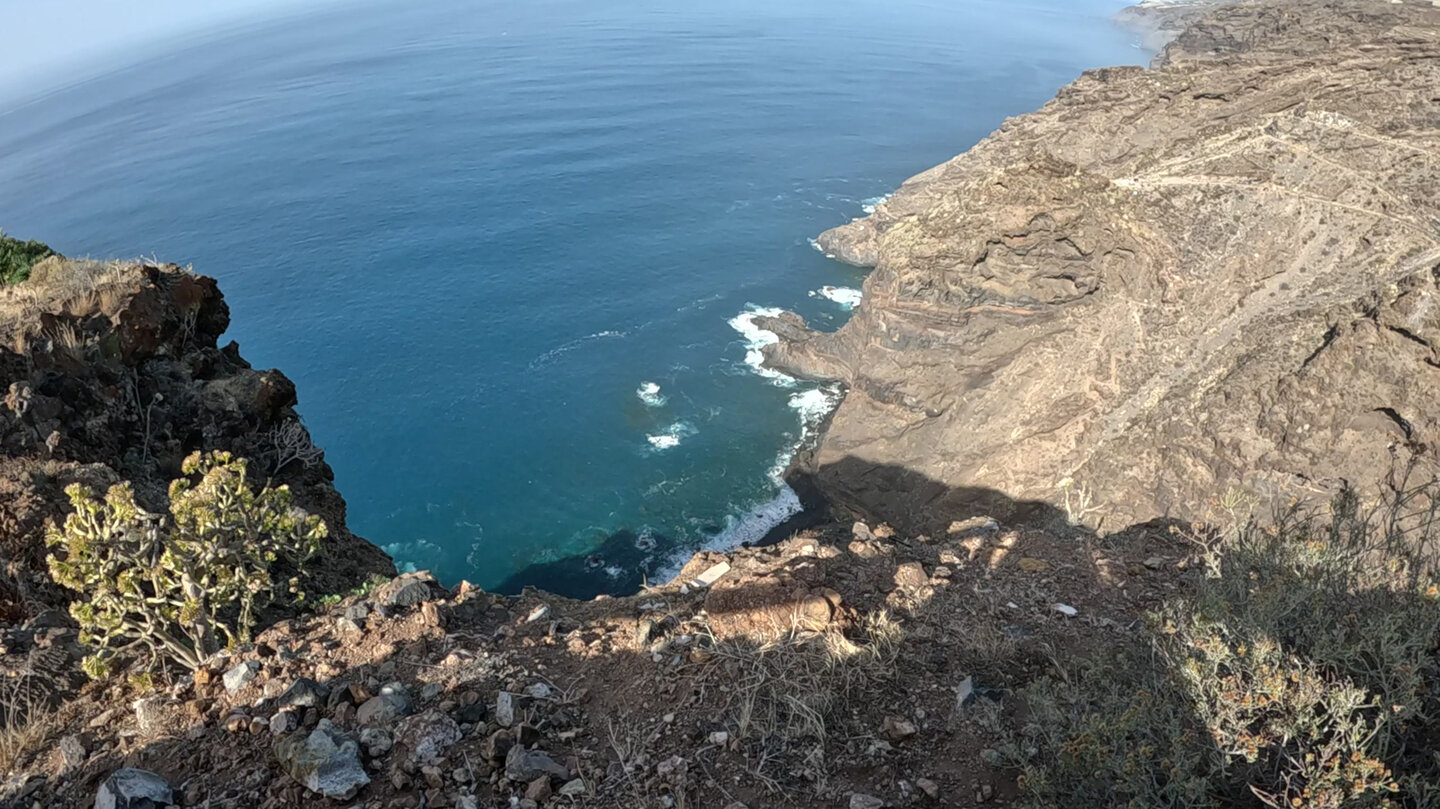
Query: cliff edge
769,0,1440,533
0,258,395,626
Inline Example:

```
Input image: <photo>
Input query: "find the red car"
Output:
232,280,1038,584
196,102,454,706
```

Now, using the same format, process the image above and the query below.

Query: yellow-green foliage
0,231,55,285
46,451,326,677
1009,488,1440,809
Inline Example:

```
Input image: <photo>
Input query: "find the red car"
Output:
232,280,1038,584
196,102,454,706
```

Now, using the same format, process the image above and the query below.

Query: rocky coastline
4,0,1440,807
769,0,1440,535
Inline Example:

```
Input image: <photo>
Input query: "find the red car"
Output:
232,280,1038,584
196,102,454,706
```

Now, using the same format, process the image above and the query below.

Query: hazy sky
0,0,329,100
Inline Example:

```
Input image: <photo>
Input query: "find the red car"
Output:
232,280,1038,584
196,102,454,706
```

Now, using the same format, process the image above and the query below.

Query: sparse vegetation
0,231,54,285
267,418,324,476
46,451,327,678
0,677,59,776
1007,485,1440,808
315,572,391,608
703,610,902,780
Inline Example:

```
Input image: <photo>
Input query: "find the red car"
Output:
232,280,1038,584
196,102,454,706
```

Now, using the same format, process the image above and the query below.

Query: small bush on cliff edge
46,451,326,678
1007,487,1440,808
0,231,55,285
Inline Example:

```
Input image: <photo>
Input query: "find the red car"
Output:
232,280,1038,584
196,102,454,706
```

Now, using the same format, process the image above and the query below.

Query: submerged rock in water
776,0,1440,533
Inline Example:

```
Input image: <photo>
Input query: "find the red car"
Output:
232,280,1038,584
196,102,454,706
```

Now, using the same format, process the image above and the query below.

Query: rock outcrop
771,0,1440,532
0,259,393,638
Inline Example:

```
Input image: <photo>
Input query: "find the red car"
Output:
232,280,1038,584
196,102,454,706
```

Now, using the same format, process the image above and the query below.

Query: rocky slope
767,0,1440,533
0,259,394,638
2,514,1189,809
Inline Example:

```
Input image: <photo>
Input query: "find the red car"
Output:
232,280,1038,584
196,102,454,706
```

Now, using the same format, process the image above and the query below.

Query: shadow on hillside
35,458,1416,807
495,455,1090,601
53,503,1440,809
1010,487,1440,807
493,528,662,599
797,455,1080,537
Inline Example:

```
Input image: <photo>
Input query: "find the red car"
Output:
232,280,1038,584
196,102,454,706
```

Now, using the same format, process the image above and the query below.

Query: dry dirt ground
2,516,1192,809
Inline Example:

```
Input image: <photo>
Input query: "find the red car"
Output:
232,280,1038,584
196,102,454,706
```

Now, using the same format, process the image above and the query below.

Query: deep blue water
0,0,1144,595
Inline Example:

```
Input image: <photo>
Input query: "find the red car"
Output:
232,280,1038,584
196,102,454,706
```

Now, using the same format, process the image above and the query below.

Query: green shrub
0,231,55,285
1008,487,1440,809
46,451,326,677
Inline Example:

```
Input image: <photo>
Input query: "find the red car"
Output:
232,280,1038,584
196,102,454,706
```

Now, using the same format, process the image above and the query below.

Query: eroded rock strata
771,0,1440,532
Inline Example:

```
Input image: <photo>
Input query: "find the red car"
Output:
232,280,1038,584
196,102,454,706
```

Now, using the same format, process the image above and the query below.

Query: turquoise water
0,0,1144,595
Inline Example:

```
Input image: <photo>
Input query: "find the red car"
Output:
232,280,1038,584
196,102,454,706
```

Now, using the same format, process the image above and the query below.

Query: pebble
496,691,516,727
223,660,260,694
269,710,299,735
881,715,917,741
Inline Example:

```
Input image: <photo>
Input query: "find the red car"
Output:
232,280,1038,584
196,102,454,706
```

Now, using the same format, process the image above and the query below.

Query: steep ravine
768,0,1440,534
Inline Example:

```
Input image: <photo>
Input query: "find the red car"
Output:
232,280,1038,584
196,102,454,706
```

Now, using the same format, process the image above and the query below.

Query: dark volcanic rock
780,0,1440,532
0,261,394,697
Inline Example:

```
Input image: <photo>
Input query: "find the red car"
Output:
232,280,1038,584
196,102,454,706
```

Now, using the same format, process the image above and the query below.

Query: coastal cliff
768,0,1440,533
0,258,395,626
6,2,1440,808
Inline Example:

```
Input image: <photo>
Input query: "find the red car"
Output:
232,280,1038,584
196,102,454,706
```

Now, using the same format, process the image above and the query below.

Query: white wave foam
636,381,667,407
807,237,838,259
529,329,627,369
789,387,842,428
654,487,805,583
727,306,797,387
808,285,863,310
861,193,892,214
646,421,695,450
381,538,445,574
654,383,844,584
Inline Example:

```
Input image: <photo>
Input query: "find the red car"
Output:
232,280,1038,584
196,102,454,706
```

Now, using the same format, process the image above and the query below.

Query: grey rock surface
95,768,172,809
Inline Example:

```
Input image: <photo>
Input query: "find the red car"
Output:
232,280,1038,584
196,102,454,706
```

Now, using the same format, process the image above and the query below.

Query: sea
0,0,1145,596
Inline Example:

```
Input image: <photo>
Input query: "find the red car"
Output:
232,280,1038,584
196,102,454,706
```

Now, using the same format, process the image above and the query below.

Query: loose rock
505,746,570,782
274,720,370,799
394,709,462,764
95,768,172,809
223,660,260,693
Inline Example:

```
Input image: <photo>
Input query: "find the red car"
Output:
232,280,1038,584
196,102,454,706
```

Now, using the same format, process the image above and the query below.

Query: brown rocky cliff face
771,0,1440,532
0,260,394,621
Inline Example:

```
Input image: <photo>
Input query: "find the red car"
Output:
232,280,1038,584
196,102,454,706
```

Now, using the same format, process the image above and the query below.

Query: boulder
373,572,440,608
95,768,172,809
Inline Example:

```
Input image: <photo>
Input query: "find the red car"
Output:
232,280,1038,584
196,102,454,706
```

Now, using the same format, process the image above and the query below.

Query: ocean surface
0,0,1144,596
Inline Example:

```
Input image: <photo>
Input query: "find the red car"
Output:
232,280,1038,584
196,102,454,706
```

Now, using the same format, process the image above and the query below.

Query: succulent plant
47,451,325,677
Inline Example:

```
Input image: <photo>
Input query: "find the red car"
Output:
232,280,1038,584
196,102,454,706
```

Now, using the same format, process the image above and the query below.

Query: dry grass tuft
0,679,60,776
0,258,139,356
705,610,902,752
